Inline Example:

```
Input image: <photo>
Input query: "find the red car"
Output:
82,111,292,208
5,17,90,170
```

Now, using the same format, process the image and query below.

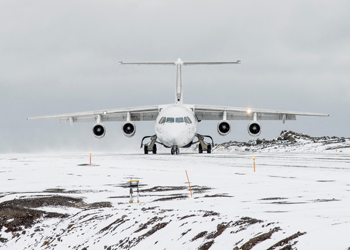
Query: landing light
247,109,252,114
103,111,107,115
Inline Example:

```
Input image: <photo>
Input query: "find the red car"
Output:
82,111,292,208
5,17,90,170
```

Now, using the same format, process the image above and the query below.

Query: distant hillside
198,131,350,153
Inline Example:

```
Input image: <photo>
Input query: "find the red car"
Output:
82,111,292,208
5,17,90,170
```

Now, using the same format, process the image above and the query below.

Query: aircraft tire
199,144,203,154
207,144,212,154
144,145,148,154
171,148,175,155
152,144,157,154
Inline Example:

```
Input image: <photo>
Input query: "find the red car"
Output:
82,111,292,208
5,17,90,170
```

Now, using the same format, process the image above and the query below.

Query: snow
207,130,350,154
0,150,350,249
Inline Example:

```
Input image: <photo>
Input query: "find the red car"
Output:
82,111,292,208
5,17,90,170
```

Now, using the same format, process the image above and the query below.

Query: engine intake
122,122,136,137
217,120,231,136
248,122,261,137
92,123,106,139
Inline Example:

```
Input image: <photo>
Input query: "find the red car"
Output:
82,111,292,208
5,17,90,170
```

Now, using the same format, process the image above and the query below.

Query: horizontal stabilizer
119,61,175,65
184,60,241,65
119,59,241,66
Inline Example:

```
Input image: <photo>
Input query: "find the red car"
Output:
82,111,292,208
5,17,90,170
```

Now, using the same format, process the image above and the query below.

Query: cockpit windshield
159,117,166,124
176,117,184,123
166,117,174,123
161,117,192,124
184,117,192,124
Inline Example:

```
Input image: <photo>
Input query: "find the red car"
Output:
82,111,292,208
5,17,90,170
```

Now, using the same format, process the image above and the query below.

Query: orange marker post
336,146,337,152
90,152,92,165
253,157,256,172
185,170,193,197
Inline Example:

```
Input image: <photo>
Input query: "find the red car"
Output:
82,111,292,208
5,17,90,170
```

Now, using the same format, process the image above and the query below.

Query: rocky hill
210,130,350,153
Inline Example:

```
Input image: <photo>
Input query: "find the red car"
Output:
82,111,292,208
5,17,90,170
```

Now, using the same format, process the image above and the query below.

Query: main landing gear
195,133,214,154
141,135,158,154
143,144,157,154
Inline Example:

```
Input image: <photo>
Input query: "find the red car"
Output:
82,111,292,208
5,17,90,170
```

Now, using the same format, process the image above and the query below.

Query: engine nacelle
247,121,261,137
92,123,106,139
217,120,231,136
122,122,136,137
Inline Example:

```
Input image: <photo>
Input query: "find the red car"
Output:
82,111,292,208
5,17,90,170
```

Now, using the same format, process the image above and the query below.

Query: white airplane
28,58,329,155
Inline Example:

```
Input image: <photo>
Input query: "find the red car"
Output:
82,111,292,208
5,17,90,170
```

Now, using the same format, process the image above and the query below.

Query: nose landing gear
171,146,179,155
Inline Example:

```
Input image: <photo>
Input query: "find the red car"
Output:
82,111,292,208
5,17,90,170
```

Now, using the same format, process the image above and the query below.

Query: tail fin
120,58,241,103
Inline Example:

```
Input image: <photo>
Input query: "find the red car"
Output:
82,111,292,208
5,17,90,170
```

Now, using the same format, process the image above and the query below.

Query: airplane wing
194,104,329,122
27,105,159,124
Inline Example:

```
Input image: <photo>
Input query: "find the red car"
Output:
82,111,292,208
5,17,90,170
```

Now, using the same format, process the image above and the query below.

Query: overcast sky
0,0,349,153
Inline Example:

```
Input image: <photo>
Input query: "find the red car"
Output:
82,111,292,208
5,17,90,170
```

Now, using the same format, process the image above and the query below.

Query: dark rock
198,240,214,250
288,137,296,142
240,227,281,250
191,231,207,241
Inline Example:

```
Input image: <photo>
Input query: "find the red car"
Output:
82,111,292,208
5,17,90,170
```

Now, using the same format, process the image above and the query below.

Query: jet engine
92,123,106,139
217,120,231,136
122,122,136,137
247,121,261,137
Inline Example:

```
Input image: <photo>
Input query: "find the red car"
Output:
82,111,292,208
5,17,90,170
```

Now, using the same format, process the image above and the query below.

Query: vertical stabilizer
175,58,183,103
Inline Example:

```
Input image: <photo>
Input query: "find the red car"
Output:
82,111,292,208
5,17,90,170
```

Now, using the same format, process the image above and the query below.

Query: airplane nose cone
158,124,194,147
167,130,182,145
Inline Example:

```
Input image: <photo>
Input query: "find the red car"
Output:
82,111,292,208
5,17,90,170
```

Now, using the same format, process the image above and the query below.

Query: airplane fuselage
155,104,197,148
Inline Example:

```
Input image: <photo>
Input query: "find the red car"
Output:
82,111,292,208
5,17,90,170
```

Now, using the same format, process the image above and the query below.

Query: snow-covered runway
1,152,349,249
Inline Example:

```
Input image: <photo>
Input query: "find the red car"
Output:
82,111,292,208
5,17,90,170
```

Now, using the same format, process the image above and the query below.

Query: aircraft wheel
199,144,203,154
171,148,175,155
176,148,179,155
207,144,212,154
152,144,157,154
144,145,148,154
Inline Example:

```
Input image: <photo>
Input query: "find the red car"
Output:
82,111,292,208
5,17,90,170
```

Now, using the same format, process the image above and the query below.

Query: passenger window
176,117,184,123
166,117,174,123
185,116,192,124
159,117,166,124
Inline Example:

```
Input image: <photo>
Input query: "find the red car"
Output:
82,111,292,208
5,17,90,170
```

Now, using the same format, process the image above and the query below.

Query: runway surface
0,152,349,249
